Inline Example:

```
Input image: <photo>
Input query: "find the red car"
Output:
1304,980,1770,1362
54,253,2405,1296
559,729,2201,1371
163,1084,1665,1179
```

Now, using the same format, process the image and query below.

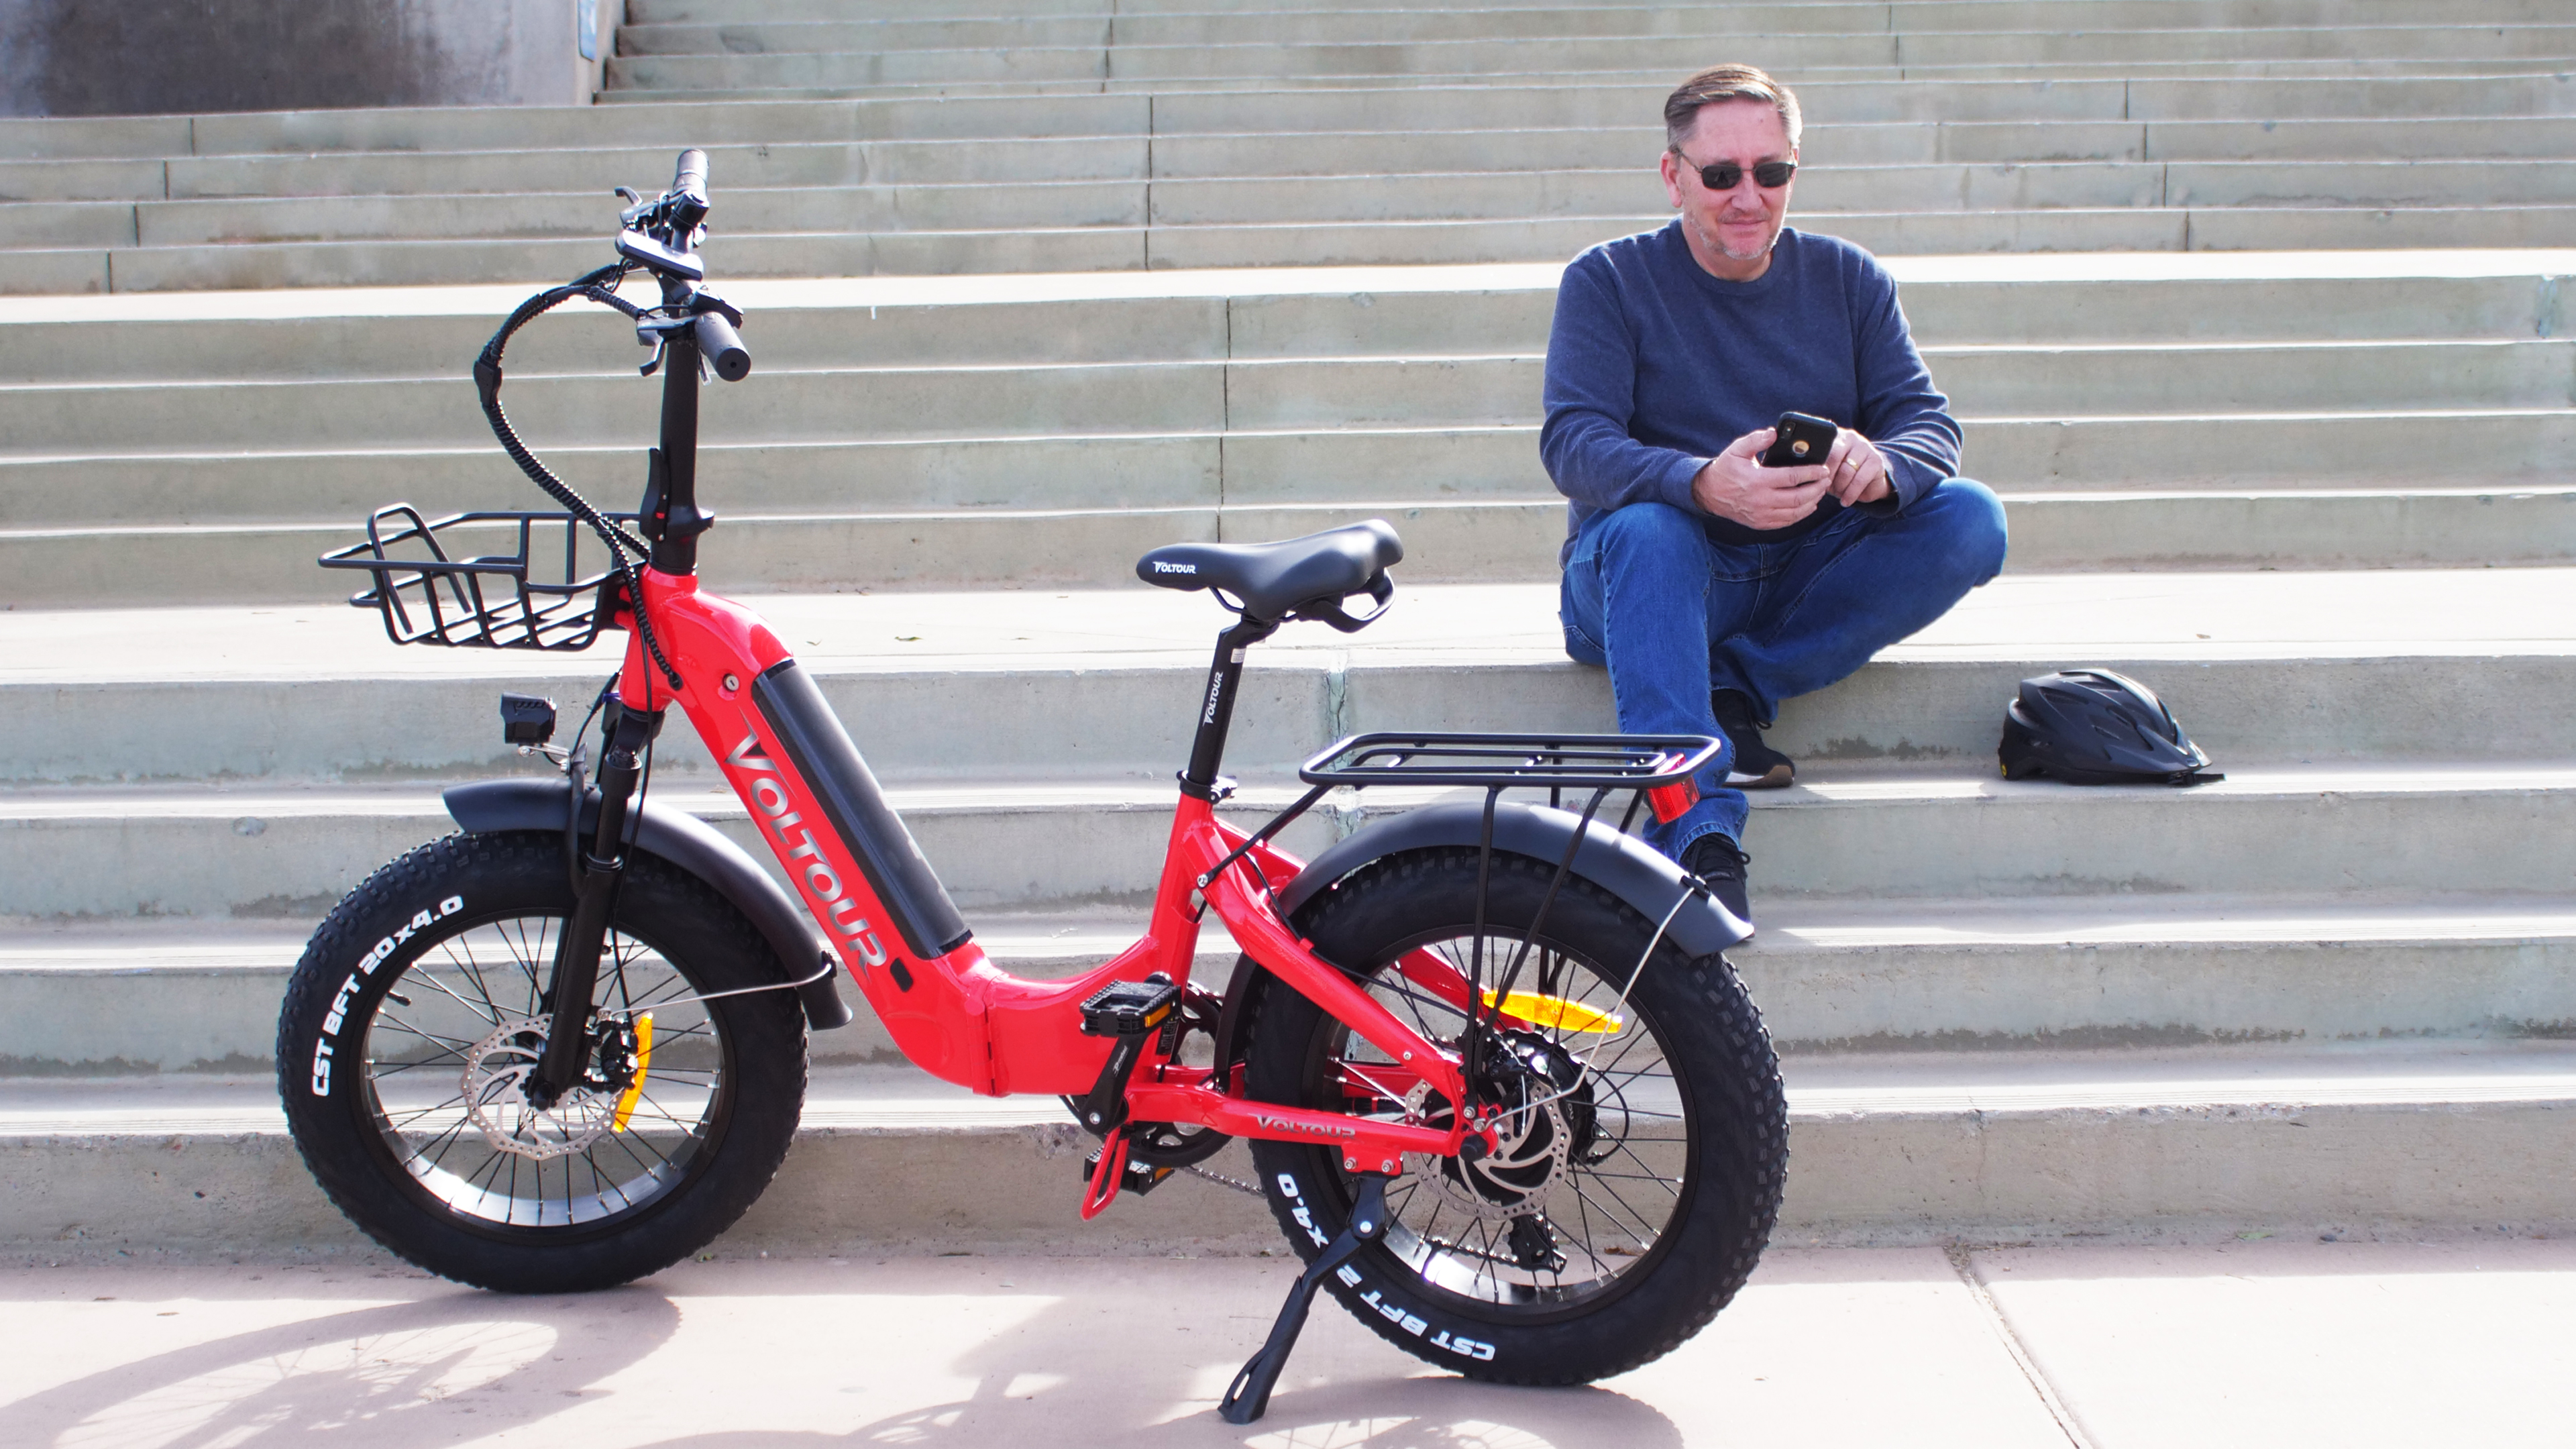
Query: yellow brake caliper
611,1012,655,1132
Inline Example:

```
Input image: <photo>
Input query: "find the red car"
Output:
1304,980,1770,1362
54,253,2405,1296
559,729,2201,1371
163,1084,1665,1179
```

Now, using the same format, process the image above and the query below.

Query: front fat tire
1243,848,1788,1384
277,830,807,1293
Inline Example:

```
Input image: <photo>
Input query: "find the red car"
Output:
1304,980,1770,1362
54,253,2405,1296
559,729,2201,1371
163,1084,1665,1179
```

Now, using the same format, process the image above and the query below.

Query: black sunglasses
1672,151,1797,191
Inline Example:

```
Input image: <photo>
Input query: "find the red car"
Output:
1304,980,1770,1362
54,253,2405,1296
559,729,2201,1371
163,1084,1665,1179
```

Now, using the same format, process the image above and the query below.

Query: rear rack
320,504,637,651
1210,731,1733,1092
1199,731,1724,906
1299,731,1720,791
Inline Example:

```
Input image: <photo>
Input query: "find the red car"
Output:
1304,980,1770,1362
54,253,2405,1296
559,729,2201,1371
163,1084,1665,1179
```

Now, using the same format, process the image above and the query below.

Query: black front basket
320,504,637,651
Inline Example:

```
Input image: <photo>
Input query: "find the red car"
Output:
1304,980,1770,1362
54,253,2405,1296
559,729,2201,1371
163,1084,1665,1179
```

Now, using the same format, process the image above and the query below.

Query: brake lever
688,290,743,327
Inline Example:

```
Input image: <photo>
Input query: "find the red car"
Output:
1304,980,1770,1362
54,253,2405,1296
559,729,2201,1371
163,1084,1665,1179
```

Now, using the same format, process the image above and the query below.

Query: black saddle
1135,520,1403,631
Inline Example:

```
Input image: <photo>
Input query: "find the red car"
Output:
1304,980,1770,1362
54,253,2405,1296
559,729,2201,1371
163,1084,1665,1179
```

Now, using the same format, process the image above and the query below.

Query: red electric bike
277,152,1786,1422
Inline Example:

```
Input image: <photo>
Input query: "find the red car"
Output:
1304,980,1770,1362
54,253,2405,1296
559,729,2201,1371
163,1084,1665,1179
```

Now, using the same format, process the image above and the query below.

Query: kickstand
1218,1173,1392,1426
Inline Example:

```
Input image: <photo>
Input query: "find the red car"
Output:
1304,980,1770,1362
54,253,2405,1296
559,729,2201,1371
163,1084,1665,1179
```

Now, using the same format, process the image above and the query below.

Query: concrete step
623,0,2569,23
11,415,2565,530
23,201,2576,293
1144,117,2576,173
17,254,2576,375
8,1042,2573,1249
3,73,2565,169
150,138,1148,200
21,158,2573,255
597,27,2576,93
7,480,2573,606
596,57,2576,103
5,896,2570,1074
7,260,2572,387
0,117,2487,188
104,182,1148,250
4,337,2565,453
178,94,1155,154
0,112,2540,193
1010,73,2576,125
5,757,2571,920
1,252,2567,592
612,1,2576,51
5,570,2569,786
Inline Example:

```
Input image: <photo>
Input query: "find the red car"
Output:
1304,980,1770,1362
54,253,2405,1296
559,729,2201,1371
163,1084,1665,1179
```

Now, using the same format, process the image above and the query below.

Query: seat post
1179,616,1278,798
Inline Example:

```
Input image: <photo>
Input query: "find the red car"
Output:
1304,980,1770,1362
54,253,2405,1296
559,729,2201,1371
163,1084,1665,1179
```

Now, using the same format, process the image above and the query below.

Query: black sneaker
1682,833,1752,923
1711,688,1794,789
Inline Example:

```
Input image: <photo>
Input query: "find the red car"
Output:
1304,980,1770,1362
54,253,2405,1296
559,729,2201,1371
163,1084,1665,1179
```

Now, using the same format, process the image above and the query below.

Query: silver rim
358,914,727,1230
1326,932,1691,1309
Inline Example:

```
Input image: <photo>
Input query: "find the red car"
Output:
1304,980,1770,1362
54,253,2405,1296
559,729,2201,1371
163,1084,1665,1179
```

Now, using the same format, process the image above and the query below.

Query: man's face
1659,98,1796,280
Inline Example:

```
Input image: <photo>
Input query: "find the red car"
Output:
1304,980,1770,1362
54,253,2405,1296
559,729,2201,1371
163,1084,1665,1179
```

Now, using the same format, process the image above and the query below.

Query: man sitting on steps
1542,63,2009,920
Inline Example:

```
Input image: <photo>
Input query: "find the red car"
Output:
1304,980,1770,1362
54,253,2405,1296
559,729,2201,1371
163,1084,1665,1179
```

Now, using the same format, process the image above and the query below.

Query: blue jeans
1558,480,2008,860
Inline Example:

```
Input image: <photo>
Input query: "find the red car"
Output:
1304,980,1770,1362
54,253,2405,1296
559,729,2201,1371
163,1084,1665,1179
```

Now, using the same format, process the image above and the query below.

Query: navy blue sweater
1540,222,1962,557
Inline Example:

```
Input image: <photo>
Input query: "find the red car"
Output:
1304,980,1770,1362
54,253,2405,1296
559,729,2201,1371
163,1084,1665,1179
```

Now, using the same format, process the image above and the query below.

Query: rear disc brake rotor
1401,1078,1571,1223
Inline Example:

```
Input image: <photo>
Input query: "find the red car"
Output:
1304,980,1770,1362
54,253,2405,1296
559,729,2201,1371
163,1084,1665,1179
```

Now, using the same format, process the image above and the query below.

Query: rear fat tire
277,830,807,1293
1243,848,1787,1383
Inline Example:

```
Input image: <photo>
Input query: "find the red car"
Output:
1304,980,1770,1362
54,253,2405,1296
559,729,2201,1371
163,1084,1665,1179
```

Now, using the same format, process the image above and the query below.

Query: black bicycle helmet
1998,669,2222,786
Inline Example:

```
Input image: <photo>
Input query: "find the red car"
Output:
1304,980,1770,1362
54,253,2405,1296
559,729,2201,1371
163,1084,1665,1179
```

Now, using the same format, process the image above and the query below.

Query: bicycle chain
1183,1163,1264,1197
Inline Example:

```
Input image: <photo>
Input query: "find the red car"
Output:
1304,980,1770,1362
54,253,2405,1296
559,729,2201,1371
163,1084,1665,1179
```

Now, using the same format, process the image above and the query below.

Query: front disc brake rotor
459,1018,617,1161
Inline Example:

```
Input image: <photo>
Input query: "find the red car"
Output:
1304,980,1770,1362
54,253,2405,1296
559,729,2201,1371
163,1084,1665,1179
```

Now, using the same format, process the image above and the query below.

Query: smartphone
1758,411,1838,469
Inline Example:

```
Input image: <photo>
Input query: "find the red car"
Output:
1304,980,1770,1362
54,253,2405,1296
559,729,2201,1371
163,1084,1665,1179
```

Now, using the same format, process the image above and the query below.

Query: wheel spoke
333,902,748,1232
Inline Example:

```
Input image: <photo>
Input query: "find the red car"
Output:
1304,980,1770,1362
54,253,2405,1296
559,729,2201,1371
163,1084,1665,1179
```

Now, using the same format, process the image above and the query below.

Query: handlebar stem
649,325,712,576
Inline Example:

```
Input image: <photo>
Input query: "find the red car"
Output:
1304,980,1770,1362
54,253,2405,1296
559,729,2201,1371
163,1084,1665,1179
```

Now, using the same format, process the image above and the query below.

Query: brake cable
472,259,685,692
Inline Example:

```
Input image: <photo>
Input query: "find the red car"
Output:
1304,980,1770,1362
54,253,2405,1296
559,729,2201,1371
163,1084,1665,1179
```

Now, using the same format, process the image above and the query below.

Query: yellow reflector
1481,989,1622,1035
611,1012,655,1133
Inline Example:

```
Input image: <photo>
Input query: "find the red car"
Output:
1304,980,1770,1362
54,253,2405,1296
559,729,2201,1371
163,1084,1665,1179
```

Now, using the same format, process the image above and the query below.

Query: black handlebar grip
696,311,751,382
673,148,708,205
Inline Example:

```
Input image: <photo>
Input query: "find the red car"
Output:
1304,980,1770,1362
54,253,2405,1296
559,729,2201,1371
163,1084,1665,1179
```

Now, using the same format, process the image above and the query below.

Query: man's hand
1692,428,1831,530
1821,428,1894,506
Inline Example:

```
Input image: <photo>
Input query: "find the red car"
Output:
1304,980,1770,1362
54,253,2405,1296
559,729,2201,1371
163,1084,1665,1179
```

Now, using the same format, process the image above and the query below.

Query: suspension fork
529,702,664,1106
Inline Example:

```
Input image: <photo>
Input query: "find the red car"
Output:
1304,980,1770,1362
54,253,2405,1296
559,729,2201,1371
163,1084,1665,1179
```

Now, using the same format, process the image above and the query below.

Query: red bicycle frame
313,159,1750,1428
612,567,1481,1177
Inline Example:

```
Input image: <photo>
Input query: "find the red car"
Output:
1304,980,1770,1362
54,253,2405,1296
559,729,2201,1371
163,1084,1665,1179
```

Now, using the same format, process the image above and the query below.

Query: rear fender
1213,799,1748,1068
443,778,856,1031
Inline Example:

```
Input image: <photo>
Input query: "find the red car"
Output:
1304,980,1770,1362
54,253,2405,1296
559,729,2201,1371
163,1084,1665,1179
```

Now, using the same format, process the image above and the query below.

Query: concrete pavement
2,1240,2569,1447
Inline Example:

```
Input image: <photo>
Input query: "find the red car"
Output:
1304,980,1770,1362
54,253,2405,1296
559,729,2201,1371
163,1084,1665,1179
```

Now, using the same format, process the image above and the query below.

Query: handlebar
695,311,751,382
672,148,708,209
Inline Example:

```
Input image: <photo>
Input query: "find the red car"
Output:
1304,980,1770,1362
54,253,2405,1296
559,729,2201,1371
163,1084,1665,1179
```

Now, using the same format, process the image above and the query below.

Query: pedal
1079,975,1181,1038
1062,973,1183,1222
1079,1147,1175,1199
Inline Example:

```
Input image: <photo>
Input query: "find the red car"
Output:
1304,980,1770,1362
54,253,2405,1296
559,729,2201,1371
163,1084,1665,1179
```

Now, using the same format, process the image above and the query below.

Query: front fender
1214,799,1750,1066
443,778,855,1032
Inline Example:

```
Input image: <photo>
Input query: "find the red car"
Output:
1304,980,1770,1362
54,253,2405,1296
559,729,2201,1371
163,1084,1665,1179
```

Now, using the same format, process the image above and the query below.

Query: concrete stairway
5,1,2576,291
3,254,2573,610
3,0,2572,1251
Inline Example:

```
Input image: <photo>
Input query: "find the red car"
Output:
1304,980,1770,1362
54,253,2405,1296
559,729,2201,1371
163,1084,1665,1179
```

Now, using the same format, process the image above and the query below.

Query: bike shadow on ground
3,1280,680,1448
649,1379,1680,1449
633,1254,1688,1449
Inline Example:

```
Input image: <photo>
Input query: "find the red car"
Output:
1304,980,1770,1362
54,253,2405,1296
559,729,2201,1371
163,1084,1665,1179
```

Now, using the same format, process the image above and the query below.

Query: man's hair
1664,64,1802,152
